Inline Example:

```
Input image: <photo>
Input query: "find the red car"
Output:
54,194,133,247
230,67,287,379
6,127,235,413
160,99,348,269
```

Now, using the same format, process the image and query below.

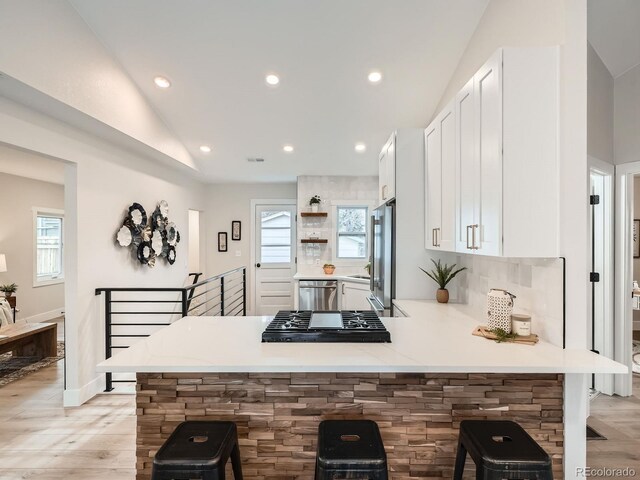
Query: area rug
0,341,64,388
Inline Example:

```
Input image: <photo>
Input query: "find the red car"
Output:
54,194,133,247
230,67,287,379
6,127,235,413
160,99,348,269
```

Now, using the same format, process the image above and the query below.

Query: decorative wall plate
127,203,147,228
116,225,133,247
166,245,176,265
158,200,169,217
116,201,180,268
137,242,154,265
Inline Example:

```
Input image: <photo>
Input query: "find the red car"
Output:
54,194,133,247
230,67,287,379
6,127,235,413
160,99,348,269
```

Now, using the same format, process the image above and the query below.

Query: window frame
334,204,370,260
33,207,65,287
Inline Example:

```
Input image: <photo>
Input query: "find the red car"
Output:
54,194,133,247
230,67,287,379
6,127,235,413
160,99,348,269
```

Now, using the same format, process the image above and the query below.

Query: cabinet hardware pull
466,225,472,249
432,228,437,247
472,224,479,250
436,228,441,247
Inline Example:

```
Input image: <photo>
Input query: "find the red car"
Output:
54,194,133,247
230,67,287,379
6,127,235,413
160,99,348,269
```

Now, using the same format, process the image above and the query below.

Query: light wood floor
588,374,640,473
0,360,135,479
0,359,637,479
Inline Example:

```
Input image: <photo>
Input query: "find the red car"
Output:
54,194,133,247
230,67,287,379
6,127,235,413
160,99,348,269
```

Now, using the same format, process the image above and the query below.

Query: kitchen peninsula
98,304,626,480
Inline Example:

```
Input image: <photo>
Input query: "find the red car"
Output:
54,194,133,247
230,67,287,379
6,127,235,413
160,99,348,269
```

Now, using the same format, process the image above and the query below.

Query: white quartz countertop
97,302,627,375
293,273,370,284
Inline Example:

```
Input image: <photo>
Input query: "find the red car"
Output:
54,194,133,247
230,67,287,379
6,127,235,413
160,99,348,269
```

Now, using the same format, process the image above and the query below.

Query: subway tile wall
297,175,378,276
452,255,565,347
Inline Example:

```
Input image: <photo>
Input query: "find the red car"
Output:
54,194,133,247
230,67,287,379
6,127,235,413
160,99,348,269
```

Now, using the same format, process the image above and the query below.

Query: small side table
6,296,16,323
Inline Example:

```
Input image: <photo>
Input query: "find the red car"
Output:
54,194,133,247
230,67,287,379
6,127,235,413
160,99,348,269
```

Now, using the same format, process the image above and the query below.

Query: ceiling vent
248,157,265,163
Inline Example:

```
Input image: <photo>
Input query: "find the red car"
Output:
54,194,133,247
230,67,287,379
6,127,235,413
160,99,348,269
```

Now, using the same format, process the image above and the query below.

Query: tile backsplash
297,175,378,276
452,255,564,347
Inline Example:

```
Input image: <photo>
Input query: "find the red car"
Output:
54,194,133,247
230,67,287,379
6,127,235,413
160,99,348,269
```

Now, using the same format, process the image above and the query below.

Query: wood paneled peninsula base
136,372,564,480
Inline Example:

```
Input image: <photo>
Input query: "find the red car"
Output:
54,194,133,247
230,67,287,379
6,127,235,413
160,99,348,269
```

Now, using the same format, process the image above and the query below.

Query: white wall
434,0,565,114
0,96,206,405
587,43,614,165
615,63,640,165
0,170,65,321
0,145,65,185
0,0,195,170
296,176,377,276
204,182,296,314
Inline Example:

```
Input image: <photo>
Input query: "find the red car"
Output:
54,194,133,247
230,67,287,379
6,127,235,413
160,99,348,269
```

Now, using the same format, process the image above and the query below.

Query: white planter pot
310,204,319,213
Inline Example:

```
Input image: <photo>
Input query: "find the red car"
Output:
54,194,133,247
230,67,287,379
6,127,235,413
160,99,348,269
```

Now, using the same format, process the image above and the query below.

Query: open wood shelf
300,212,328,217
300,239,328,244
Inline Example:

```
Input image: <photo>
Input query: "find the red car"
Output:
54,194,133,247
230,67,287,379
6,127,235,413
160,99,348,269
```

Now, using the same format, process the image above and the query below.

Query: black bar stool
453,420,553,480
152,421,243,480
315,419,388,480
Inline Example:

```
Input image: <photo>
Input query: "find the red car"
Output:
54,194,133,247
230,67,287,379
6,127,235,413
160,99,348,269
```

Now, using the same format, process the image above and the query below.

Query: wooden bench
0,323,57,360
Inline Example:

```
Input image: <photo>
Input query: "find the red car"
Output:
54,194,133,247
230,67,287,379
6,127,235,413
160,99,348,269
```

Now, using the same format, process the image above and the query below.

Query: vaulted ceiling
588,0,640,78
63,1,489,183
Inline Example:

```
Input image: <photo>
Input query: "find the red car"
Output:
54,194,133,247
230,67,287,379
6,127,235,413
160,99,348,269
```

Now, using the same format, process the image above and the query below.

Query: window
260,210,292,263
336,206,368,258
34,210,64,285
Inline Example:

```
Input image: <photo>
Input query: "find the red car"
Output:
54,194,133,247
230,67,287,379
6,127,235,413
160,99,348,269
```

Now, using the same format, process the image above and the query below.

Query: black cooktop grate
262,310,391,343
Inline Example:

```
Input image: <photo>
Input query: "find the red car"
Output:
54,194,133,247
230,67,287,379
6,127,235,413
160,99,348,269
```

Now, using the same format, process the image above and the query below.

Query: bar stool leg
230,442,244,480
453,440,467,480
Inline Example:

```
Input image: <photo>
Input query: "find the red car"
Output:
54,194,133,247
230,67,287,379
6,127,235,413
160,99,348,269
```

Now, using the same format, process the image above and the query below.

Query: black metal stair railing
95,266,246,391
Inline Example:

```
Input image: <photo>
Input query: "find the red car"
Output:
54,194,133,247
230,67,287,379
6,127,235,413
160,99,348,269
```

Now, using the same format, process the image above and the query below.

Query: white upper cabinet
425,101,456,251
378,134,396,206
434,47,559,258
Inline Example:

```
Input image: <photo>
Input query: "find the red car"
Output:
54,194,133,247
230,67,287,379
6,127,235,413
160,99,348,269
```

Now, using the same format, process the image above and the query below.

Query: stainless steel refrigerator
368,203,394,316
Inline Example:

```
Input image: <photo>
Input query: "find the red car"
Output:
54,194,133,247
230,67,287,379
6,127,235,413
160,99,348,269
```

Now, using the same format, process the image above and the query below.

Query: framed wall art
232,220,241,241
634,220,640,258
218,232,228,252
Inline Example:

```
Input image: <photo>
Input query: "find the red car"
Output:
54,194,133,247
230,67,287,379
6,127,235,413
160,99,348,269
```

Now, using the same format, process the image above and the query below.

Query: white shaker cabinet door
385,136,396,201
439,103,456,252
342,282,371,310
455,78,476,253
473,50,502,256
424,120,441,249
378,146,387,206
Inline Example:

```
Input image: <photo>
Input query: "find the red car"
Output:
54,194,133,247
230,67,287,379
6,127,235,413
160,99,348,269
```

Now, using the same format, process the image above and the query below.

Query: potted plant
0,283,18,299
309,195,321,213
420,260,466,304
323,263,336,275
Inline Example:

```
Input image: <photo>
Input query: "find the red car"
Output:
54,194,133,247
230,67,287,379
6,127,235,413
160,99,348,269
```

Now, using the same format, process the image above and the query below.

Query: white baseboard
63,375,104,407
23,307,64,324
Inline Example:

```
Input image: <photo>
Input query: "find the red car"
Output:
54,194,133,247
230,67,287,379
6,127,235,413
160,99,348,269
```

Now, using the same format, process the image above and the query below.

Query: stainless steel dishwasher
298,280,338,311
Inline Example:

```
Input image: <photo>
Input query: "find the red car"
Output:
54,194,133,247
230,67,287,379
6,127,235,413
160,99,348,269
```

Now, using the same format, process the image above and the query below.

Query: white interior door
589,160,615,395
254,203,296,315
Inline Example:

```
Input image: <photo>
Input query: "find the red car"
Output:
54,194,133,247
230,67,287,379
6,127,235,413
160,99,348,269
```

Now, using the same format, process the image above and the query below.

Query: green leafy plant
323,263,335,268
0,283,18,294
489,328,517,343
420,259,466,289
309,195,321,206
364,262,371,274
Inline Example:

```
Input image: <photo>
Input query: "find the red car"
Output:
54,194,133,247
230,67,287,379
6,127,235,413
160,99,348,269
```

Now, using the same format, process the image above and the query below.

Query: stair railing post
220,277,225,316
181,289,189,317
242,268,247,315
104,290,113,392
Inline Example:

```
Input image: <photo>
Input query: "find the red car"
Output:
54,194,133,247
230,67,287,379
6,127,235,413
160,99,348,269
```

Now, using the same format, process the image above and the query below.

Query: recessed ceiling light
367,71,382,84
283,145,294,153
199,145,211,153
265,74,280,86
154,76,171,89
355,143,366,153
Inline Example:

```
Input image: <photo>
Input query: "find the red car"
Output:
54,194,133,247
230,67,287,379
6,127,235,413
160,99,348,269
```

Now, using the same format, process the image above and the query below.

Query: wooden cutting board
472,326,539,346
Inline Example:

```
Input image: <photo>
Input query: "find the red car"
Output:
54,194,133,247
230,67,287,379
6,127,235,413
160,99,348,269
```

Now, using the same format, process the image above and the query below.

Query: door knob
256,263,261,268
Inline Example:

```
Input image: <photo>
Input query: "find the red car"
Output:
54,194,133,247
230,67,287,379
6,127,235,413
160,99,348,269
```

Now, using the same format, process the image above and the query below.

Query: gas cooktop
261,310,391,343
